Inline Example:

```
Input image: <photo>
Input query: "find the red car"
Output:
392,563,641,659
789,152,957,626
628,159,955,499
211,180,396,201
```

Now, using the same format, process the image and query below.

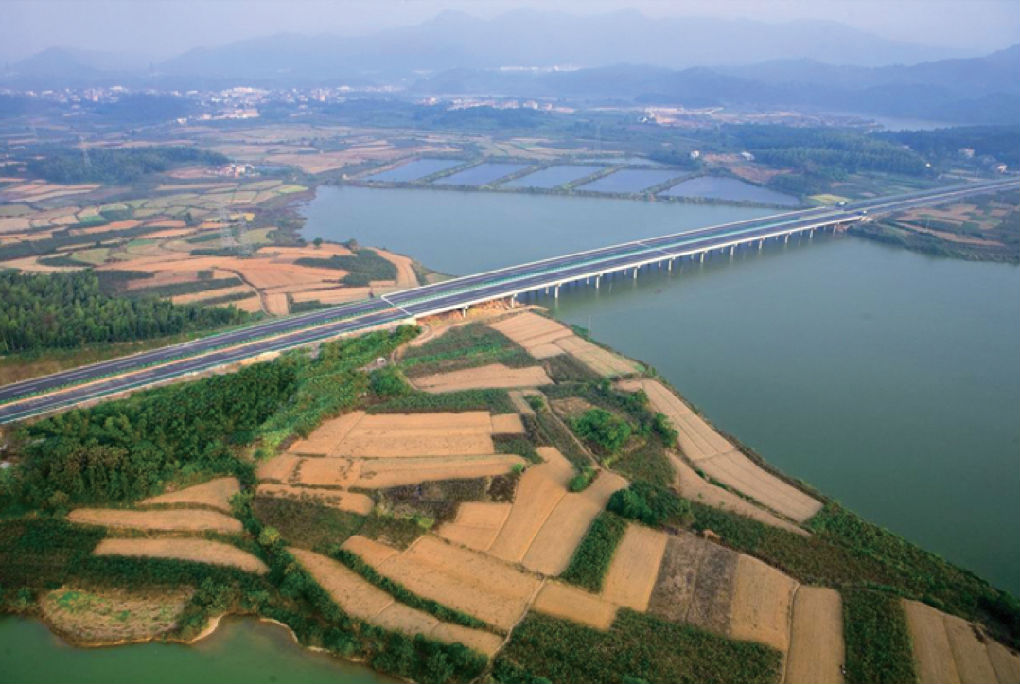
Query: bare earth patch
412,363,553,393
437,502,513,551
290,411,497,458
288,547,503,657
487,448,574,563
95,537,268,574
490,312,639,376
491,413,525,434
256,454,301,483
41,587,194,645
296,454,524,489
68,508,242,534
601,523,669,611
670,454,805,535
647,532,737,637
139,477,240,513
785,587,844,684
343,534,541,632
728,554,799,654
534,581,618,630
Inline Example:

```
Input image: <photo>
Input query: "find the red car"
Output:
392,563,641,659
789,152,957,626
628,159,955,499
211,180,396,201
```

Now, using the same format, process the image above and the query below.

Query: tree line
0,270,249,354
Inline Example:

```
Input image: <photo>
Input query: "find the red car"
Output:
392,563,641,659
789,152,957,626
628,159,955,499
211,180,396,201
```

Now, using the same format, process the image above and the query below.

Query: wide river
6,184,1016,681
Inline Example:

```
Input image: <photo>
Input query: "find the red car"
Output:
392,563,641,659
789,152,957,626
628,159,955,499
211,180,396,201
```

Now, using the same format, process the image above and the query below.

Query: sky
2,0,1018,62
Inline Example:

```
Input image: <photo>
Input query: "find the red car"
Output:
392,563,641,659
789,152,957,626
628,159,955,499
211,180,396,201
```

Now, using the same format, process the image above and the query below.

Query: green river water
3,184,1016,680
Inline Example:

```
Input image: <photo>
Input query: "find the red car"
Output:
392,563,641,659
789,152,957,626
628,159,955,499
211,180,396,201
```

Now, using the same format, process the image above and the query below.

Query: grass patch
368,388,515,414
531,410,591,468
842,588,917,684
559,512,626,592
400,323,533,377
253,497,425,551
295,248,396,287
492,609,783,684
611,440,676,488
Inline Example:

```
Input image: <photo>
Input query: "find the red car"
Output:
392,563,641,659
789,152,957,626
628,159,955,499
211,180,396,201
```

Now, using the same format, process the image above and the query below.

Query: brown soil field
296,454,524,489
670,454,806,535
68,508,242,534
343,534,401,568
344,535,542,632
373,248,419,289
289,288,372,305
289,411,366,455
437,502,513,551
491,413,525,434
728,554,799,653
171,285,253,306
618,378,820,522
487,448,574,563
601,523,668,611
254,484,374,515
784,587,844,684
489,312,572,358
647,532,737,637
41,586,193,645
292,546,504,655
0,256,86,272
95,537,268,574
291,411,496,458
412,363,553,393
903,600,961,683
521,469,628,575
987,641,1020,684
554,335,641,377
138,477,239,513
534,581,618,630
698,451,821,523
255,454,301,483
264,292,289,315
900,599,1020,684
508,390,538,415
943,613,1000,684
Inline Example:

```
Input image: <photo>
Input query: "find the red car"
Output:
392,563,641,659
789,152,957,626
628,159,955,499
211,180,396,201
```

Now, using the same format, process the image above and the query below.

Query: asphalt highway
0,178,1014,424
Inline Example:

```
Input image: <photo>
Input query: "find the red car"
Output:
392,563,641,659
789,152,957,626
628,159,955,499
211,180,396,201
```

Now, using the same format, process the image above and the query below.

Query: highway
0,178,1015,424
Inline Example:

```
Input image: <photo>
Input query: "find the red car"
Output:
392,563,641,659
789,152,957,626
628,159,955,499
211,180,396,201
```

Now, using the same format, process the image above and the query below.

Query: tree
312,237,323,248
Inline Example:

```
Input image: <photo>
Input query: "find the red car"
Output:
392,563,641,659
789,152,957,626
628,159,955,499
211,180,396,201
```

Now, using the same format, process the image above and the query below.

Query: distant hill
155,9,972,80
411,45,1020,125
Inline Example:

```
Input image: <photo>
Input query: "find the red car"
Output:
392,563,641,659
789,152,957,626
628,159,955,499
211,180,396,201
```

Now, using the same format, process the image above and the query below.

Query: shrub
571,408,631,454
560,513,626,592
608,482,688,527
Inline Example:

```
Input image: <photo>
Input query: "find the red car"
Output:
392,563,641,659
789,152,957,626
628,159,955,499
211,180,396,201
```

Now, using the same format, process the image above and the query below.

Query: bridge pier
554,284,560,299
667,259,672,272
595,275,600,289
784,234,789,245
758,239,764,251
699,252,705,263
632,267,638,280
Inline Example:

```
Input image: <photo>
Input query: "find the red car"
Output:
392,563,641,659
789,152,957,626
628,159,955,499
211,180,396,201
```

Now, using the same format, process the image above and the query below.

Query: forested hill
0,270,250,355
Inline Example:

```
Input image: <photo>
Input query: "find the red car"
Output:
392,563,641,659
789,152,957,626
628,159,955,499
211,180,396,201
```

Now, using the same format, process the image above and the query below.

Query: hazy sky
3,0,1018,61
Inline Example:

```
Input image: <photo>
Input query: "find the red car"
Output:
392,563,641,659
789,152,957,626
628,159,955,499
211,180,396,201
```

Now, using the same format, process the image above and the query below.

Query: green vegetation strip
559,512,626,592
295,248,397,287
334,549,487,629
492,610,783,684
842,588,917,684
368,388,515,415
400,323,532,378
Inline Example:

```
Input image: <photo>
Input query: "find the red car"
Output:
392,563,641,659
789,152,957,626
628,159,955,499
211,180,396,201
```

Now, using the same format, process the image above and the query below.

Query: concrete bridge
0,178,1015,424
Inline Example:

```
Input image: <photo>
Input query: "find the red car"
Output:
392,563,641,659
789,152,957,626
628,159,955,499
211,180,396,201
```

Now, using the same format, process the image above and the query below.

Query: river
303,185,1020,594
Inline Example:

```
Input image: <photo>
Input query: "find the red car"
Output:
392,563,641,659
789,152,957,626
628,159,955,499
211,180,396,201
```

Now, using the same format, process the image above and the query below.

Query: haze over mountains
2,9,1017,125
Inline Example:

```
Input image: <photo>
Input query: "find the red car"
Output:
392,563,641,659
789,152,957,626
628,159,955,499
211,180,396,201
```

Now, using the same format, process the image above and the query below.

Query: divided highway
1,178,1015,424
